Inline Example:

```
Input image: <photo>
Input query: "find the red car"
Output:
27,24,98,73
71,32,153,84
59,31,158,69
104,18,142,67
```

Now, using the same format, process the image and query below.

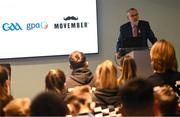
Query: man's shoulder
139,20,149,25
121,22,130,28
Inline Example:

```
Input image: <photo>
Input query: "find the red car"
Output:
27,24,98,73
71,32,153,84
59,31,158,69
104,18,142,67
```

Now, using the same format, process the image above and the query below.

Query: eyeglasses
130,13,139,17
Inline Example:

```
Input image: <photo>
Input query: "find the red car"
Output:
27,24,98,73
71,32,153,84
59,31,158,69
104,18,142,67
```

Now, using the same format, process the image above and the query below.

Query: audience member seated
30,91,68,116
0,66,13,116
117,55,137,86
3,97,31,116
45,68,67,98
66,51,95,89
92,60,120,108
154,85,179,116
65,85,95,116
120,78,154,116
0,64,11,79
148,39,180,95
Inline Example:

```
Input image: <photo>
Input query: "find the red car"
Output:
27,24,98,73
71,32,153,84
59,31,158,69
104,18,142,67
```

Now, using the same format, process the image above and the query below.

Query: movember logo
54,16,88,29
63,16,78,21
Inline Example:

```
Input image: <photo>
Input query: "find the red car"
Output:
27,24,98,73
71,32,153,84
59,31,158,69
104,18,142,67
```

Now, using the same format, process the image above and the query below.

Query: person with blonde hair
118,55,137,85
148,39,180,95
92,60,120,108
3,98,31,116
153,85,179,116
65,85,95,116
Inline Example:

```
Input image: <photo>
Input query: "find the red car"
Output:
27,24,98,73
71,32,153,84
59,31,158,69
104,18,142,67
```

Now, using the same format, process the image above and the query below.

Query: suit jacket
116,20,157,56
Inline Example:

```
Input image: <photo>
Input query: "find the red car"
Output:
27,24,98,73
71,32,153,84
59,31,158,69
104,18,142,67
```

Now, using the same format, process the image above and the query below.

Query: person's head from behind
118,55,137,85
150,39,177,73
0,64,11,79
154,85,179,116
127,8,139,23
65,85,95,116
69,51,87,70
0,65,10,98
120,78,154,116
95,60,118,89
3,98,31,116
45,68,66,94
30,91,68,116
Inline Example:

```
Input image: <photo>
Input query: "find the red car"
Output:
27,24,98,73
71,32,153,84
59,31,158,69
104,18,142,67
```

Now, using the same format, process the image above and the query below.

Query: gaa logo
2,23,23,31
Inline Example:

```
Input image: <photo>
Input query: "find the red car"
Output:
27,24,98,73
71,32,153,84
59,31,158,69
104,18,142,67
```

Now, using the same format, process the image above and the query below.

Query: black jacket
92,88,120,108
66,68,95,89
148,71,180,95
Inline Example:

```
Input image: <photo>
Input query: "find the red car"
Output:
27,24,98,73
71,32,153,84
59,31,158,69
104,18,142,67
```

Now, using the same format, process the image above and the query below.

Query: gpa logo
27,21,48,30
2,23,23,31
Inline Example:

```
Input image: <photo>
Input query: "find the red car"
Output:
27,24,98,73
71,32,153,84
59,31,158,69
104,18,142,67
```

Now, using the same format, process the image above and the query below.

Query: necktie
133,25,138,37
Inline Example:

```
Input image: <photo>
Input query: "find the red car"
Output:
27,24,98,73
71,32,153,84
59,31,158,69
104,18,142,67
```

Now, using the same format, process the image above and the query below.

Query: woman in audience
45,68,67,97
92,60,120,108
3,98,31,116
118,55,137,85
148,39,180,95
153,85,179,116
0,66,13,116
65,85,95,116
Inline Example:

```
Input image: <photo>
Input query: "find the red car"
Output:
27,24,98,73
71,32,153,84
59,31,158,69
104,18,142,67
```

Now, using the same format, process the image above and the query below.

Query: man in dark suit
116,8,157,58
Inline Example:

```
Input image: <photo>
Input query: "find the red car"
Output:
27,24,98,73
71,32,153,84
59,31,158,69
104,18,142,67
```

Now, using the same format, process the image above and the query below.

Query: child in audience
154,85,179,116
45,68,67,98
148,39,180,95
65,85,95,116
3,97,31,116
66,51,95,89
120,78,154,116
0,66,13,116
118,55,137,85
92,60,120,108
30,91,68,116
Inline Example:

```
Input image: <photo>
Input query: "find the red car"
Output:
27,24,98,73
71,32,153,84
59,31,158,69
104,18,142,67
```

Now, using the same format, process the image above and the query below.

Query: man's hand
116,52,121,59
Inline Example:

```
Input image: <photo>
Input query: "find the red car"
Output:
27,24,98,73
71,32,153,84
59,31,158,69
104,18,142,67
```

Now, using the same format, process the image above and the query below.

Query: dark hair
69,51,86,69
45,69,66,94
0,66,12,116
120,78,154,116
0,66,9,86
30,91,68,116
0,64,11,78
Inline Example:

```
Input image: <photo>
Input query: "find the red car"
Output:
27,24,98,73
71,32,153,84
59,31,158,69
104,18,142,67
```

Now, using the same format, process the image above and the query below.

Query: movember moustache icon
63,16,78,21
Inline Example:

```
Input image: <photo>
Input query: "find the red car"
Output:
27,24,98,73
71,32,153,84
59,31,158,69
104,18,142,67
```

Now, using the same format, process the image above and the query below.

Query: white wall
0,0,180,98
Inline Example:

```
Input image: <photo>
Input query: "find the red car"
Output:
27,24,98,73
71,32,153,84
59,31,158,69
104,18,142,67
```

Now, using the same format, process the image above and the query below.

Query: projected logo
63,16,78,21
54,16,89,29
2,23,23,31
27,21,48,30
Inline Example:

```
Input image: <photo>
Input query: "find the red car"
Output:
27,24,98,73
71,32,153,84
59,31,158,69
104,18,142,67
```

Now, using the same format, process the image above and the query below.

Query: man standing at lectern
116,8,157,58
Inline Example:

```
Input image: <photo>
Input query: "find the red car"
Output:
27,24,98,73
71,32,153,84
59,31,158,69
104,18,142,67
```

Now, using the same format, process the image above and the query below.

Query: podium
127,49,153,78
